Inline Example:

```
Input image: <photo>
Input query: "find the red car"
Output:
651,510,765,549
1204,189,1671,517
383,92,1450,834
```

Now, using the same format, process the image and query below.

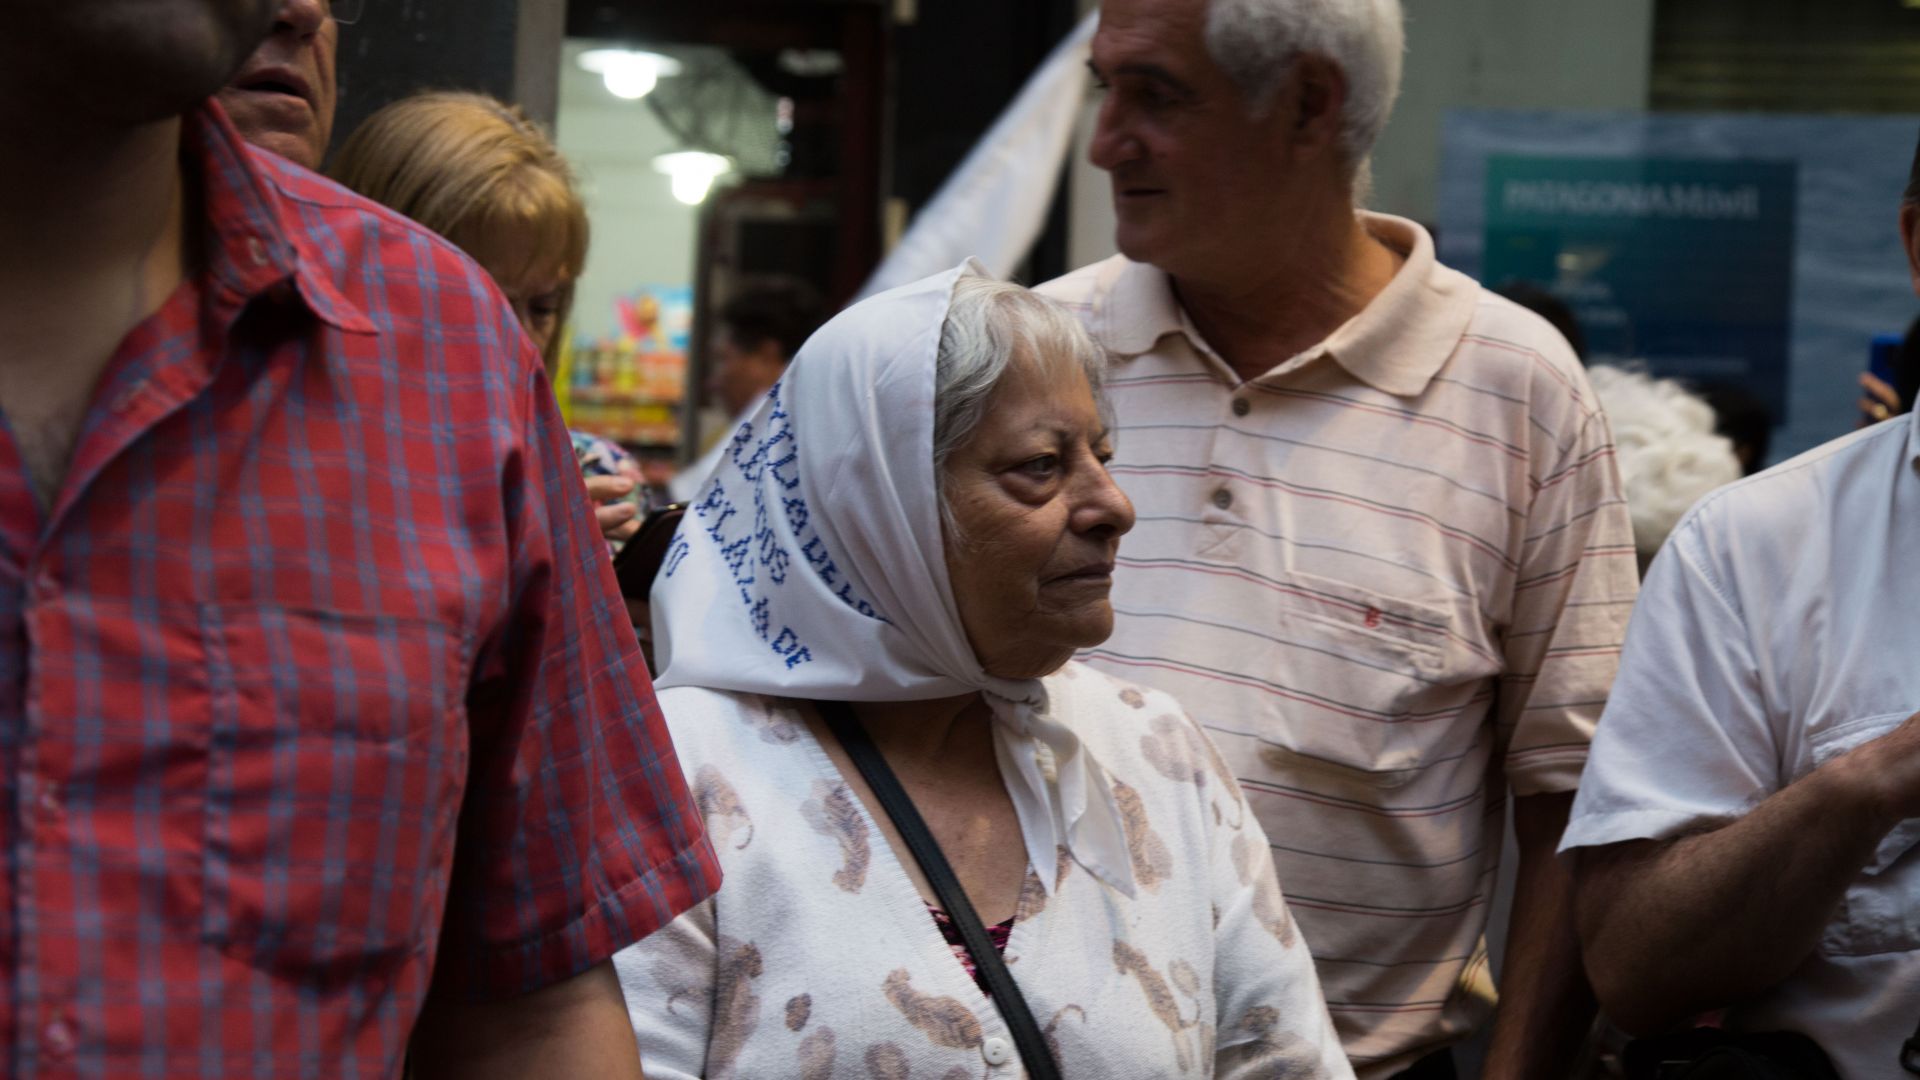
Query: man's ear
1282,54,1350,160
1902,202,1920,298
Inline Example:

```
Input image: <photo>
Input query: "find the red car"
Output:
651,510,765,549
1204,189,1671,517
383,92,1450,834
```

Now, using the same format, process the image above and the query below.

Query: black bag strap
820,701,1062,1080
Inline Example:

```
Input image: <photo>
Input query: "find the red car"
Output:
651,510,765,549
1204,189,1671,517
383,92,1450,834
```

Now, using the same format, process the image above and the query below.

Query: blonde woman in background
330,91,645,544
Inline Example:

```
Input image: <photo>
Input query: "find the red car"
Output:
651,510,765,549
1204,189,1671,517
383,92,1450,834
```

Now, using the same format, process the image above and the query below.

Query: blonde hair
329,91,590,367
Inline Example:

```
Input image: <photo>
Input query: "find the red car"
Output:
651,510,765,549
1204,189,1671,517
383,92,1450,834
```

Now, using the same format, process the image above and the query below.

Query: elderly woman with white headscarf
614,264,1350,1079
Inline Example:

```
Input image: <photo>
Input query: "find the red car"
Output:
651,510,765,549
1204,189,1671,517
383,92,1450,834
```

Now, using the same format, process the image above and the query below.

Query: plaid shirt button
42,1019,74,1057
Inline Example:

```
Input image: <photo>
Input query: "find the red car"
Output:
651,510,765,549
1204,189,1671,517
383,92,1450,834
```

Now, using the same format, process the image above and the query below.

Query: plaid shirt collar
187,99,375,336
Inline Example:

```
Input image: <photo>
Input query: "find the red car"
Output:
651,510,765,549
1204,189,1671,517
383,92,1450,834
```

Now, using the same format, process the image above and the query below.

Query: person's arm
1860,370,1902,427
411,961,646,1080
1484,389,1638,1076
1479,792,1594,1079
429,329,718,1060
1575,715,1919,1035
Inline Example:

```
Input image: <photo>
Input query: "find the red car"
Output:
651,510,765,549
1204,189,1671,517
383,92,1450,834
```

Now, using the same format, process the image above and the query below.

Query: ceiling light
652,151,733,205
577,48,683,101
777,49,845,78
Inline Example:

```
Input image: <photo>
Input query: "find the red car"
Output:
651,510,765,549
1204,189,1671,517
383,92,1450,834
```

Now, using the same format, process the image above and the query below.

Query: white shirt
614,665,1353,1080
1562,409,1920,1080
1039,215,1638,1076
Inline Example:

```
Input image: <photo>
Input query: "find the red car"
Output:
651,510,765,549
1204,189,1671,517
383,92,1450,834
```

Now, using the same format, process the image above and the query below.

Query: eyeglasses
328,0,365,26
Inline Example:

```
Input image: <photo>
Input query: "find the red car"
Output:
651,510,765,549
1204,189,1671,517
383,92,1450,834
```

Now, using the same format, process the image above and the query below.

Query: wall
1066,0,1117,273
1061,0,1658,266
331,0,564,160
553,40,706,344
1372,0,1655,223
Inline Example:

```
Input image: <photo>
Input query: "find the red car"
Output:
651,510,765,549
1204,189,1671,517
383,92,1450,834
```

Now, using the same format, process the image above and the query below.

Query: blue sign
1438,110,1920,465
1482,155,1799,420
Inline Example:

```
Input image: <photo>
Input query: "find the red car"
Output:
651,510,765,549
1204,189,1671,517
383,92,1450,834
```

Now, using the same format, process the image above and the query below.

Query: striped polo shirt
1039,214,1638,1077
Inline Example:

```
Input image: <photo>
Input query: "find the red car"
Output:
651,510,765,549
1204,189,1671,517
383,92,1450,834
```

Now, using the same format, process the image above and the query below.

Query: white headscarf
652,261,1135,897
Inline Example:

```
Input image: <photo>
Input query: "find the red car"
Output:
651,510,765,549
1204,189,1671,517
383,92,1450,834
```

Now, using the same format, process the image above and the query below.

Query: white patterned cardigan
614,662,1355,1079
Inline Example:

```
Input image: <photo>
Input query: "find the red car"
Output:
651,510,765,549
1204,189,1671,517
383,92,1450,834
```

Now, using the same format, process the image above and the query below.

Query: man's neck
1174,210,1404,385
0,110,188,510
0,113,187,311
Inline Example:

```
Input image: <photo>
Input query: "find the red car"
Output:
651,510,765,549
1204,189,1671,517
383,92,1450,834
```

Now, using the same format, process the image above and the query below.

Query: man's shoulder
250,147,515,313
1034,254,1135,306
1450,288,1596,409
1672,419,1911,561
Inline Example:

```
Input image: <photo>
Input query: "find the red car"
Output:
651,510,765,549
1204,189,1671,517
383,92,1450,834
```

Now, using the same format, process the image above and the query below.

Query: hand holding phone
1865,333,1906,426
612,503,687,601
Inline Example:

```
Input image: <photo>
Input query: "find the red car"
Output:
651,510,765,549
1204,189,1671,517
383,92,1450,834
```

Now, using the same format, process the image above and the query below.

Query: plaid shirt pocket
199,605,471,979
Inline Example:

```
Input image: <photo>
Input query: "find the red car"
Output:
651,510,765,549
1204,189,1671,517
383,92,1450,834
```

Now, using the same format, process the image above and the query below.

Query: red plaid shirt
0,103,720,1077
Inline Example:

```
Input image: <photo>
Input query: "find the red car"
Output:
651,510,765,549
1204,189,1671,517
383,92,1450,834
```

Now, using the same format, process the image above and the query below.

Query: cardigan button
981,1036,1012,1066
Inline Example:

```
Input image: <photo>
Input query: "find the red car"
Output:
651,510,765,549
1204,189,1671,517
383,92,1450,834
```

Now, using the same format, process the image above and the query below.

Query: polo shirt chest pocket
1255,569,1459,787
1810,712,1920,957
199,604,471,977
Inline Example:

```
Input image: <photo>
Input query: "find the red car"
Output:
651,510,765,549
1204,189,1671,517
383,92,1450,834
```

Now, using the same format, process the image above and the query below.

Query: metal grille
1653,0,1920,113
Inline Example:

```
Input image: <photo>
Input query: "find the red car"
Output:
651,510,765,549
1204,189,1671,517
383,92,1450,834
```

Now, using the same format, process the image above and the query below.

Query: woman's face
942,354,1135,680
480,235,568,357
499,271,569,359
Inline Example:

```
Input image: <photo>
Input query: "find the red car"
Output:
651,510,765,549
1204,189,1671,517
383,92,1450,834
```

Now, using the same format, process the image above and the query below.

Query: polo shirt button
1232,397,1251,417
981,1036,1011,1065
246,236,269,266
1212,488,1233,511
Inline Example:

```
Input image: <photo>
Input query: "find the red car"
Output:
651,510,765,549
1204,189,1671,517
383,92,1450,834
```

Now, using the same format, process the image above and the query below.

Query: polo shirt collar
1097,255,1189,359
1090,212,1478,397
187,100,375,334
1322,213,1478,397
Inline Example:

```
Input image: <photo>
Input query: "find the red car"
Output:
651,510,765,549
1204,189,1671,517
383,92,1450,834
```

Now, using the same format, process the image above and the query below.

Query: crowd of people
2,0,1917,1078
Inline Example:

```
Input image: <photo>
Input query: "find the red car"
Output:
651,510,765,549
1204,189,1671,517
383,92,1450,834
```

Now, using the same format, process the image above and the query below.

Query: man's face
3,0,279,127
705,329,784,419
219,0,340,169
1087,0,1299,282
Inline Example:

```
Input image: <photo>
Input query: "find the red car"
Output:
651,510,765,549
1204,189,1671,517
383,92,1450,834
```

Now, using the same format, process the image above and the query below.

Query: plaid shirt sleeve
1495,378,1641,797
436,335,720,998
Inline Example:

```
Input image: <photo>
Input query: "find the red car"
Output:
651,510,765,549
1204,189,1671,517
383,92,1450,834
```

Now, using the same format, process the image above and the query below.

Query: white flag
856,13,1098,298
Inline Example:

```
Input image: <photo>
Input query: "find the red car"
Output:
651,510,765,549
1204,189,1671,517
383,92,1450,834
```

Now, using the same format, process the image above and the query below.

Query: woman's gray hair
934,275,1109,525
1204,0,1405,173
1585,364,1742,572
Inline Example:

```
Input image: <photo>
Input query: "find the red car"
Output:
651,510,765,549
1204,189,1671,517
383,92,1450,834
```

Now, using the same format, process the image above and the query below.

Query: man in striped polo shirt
1041,0,1637,1076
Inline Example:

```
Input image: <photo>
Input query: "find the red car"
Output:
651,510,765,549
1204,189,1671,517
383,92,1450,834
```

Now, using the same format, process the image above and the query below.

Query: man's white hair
1204,0,1406,165
1586,365,1743,570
